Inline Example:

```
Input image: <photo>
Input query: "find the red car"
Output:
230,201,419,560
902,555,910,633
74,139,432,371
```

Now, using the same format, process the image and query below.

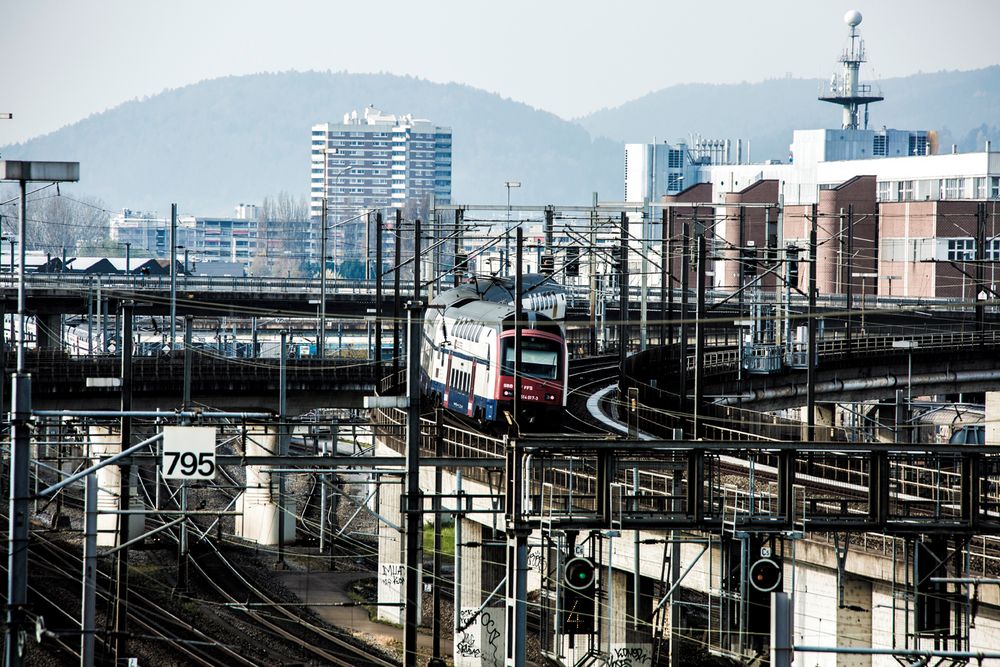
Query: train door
442,352,453,406
467,362,478,417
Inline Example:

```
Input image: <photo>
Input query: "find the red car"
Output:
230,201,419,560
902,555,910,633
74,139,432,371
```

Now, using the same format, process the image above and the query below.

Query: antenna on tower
818,10,883,130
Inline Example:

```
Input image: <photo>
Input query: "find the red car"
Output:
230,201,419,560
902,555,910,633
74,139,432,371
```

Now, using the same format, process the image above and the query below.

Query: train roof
430,274,564,310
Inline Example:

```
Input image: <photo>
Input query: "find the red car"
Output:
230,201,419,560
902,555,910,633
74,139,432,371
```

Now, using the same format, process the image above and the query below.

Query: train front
497,314,567,423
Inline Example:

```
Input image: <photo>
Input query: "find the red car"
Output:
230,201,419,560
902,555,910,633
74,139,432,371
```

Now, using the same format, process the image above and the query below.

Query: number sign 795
162,426,217,480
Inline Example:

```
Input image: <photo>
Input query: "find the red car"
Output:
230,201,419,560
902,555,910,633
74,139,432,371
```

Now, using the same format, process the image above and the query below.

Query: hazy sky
4,0,999,145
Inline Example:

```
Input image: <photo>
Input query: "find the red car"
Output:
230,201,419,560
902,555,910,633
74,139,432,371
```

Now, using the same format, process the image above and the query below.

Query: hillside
0,71,623,215
576,66,1000,161
4,67,999,216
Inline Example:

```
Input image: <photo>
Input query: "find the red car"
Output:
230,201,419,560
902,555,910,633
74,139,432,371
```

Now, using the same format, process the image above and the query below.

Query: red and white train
420,276,568,424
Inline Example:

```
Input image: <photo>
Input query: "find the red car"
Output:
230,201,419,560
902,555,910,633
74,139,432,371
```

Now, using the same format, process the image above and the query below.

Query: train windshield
501,338,561,379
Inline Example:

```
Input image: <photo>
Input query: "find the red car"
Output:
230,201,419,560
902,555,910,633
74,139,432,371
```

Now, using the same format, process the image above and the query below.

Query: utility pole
678,222,690,428
640,201,649,350
693,235,707,437
320,197,328,359
661,207,671,347
431,410,444,665
402,219,423,667
589,194,598,356
514,226,524,425
845,204,854,351
113,301,134,664
4,160,78,667
276,330,288,568
375,211,383,376
393,209,402,385
5,176,30,667
183,316,193,409
81,474,97,667
454,208,464,286
169,203,178,352
976,201,986,337
807,204,818,441
618,212,629,374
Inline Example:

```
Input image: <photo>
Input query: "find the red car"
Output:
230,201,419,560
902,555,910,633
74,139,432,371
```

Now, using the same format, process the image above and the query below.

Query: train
420,275,568,425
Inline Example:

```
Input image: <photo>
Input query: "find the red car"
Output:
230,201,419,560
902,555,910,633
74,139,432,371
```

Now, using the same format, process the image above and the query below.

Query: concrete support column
816,404,836,439
836,577,873,667
37,313,63,351
987,391,1000,445
455,518,488,666
88,425,144,547
376,475,405,625
234,425,295,546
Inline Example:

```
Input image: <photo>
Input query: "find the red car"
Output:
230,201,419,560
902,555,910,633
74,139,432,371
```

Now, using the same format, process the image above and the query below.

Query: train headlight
545,394,556,401
503,389,514,397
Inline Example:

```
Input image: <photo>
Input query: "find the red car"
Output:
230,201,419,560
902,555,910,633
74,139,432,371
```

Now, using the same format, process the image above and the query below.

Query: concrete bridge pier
37,314,63,351
234,425,295,545
87,425,144,547
453,518,507,666
375,475,407,625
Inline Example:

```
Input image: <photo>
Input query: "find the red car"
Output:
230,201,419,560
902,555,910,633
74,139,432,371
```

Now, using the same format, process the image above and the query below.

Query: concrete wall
373,433,1000,666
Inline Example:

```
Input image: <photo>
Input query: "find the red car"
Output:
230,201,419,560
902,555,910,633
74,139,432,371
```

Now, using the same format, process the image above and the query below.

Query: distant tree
0,186,110,256
251,191,311,277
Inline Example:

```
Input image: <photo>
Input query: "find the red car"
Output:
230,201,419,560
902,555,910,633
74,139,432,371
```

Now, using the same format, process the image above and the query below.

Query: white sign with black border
162,426,217,480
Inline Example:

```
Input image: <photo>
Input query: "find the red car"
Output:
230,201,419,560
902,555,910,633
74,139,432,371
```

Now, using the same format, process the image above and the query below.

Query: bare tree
250,191,310,277
0,186,110,258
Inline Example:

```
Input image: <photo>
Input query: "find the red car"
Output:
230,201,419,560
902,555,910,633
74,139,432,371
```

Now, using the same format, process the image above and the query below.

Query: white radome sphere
844,9,862,27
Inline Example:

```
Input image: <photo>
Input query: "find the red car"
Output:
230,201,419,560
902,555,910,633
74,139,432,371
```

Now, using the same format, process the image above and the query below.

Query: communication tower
818,10,884,130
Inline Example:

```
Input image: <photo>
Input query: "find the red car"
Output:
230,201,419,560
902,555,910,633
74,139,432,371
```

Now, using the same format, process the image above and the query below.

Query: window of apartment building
667,149,684,169
974,177,987,199
992,177,1000,199
940,178,962,199
987,239,1000,261
909,134,928,156
877,181,894,202
873,134,887,156
947,238,976,261
897,180,914,201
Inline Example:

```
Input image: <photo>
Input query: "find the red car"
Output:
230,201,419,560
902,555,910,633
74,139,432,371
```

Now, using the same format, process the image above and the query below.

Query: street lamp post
1,160,79,667
504,181,521,274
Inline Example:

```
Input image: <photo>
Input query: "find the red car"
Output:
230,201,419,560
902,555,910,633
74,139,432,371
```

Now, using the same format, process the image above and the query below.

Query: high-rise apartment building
310,107,452,266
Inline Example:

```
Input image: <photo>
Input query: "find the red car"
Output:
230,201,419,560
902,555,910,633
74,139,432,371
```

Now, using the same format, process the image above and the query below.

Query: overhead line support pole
113,301,134,662
619,211,629,374
807,204,818,441
5,177,30,667
846,204,854,351
402,219,423,666
170,203,177,351
694,234,707,438
976,201,986,337
393,209,402,387
589,193,598,356
679,222,691,431
320,197,328,359
375,211,383,376
514,226,523,427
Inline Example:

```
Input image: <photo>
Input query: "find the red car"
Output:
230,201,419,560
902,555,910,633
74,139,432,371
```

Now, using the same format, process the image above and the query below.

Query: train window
501,337,561,379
